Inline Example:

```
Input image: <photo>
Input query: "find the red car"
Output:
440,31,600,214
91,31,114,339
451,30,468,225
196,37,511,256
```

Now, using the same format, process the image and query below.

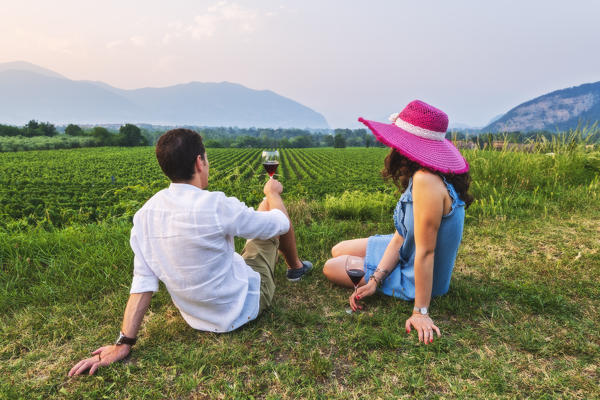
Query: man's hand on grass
68,344,130,376
405,314,441,345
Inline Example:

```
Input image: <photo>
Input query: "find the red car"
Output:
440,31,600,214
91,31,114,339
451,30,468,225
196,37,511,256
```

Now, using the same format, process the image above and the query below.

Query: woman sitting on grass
323,100,473,344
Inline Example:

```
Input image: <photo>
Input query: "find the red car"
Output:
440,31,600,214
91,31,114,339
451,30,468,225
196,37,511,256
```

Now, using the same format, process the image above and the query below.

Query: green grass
1,146,599,399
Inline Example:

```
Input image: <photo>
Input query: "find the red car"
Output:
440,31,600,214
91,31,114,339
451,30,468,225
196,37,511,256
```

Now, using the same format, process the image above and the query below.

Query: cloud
207,1,228,13
129,35,146,47
165,1,260,42
45,37,76,55
106,40,123,49
189,14,219,39
105,36,145,49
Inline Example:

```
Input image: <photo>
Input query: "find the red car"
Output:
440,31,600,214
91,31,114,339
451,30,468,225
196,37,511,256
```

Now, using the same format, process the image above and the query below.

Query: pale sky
1,0,600,128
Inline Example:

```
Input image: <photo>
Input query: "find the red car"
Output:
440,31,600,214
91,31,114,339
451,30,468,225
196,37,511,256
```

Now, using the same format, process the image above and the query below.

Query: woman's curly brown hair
382,149,474,209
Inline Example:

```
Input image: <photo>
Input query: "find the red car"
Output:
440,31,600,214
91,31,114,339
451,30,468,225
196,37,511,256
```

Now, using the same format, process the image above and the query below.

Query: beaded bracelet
372,268,390,287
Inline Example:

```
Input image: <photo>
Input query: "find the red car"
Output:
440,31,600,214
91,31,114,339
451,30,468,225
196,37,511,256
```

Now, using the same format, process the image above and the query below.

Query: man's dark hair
156,129,206,182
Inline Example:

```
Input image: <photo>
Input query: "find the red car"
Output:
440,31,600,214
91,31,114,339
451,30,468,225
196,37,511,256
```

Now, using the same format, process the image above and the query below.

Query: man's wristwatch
115,331,137,346
413,306,428,316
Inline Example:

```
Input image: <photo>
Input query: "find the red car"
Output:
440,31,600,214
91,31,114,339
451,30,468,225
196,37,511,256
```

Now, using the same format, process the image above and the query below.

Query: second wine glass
345,256,365,314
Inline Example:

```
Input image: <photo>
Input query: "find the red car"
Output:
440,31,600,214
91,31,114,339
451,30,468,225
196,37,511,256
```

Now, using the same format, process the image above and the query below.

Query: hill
484,81,600,132
0,62,329,129
0,61,66,79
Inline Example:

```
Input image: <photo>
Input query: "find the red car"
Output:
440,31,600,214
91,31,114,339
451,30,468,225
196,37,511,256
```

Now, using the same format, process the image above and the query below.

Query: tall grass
466,149,599,219
446,128,600,220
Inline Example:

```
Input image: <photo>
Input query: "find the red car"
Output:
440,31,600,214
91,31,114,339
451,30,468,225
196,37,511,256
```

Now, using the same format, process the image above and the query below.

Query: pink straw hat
359,100,469,174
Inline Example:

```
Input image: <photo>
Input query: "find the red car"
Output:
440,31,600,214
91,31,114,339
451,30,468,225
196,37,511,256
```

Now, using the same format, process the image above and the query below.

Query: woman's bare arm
350,231,404,310
409,171,444,344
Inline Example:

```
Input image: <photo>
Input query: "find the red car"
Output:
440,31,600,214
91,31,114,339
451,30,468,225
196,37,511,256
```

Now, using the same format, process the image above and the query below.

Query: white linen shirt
129,183,290,332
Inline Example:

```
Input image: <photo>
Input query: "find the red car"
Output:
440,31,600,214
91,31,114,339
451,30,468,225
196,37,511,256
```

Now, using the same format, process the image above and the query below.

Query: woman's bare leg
323,238,369,287
323,255,367,288
331,238,368,258
257,198,303,270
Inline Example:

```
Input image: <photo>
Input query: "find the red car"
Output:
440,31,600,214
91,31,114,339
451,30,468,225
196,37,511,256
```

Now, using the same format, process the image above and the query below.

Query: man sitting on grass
69,128,312,376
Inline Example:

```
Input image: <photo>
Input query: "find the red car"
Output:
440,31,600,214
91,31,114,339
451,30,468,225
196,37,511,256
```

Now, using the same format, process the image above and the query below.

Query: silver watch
413,306,428,315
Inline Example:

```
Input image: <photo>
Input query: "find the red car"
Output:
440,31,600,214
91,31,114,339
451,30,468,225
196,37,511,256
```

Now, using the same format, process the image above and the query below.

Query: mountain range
483,81,600,132
0,61,329,129
2,61,600,132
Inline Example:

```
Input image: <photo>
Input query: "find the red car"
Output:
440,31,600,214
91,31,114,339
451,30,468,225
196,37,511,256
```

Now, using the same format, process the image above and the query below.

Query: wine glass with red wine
345,256,365,314
262,150,280,179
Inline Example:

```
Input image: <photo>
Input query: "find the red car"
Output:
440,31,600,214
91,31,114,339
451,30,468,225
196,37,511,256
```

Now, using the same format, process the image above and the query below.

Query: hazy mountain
0,70,139,124
0,62,329,129
486,113,504,126
448,122,480,131
484,82,600,132
0,61,66,79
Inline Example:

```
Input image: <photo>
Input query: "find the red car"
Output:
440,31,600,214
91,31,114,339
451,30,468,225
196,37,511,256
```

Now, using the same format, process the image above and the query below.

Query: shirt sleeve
129,218,160,294
216,194,290,240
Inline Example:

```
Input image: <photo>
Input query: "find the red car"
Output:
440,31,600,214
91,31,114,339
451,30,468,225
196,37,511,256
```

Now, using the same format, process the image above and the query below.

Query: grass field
1,146,599,399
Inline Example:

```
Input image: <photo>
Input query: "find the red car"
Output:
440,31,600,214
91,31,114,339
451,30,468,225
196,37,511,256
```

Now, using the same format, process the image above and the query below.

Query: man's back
130,183,289,332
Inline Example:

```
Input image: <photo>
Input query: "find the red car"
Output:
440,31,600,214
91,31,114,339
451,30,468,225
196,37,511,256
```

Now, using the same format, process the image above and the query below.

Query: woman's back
391,174,466,299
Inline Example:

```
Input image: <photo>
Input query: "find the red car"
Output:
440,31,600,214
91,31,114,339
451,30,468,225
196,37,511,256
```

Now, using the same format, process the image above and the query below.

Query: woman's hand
405,314,441,344
349,280,377,311
68,344,131,376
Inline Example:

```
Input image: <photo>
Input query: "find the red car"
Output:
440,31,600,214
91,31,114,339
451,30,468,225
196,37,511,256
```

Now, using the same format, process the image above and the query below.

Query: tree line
1,120,598,153
0,122,384,149
0,121,148,147
190,128,382,149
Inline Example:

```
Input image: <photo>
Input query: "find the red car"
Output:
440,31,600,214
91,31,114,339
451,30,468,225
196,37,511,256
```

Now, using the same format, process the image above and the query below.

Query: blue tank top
364,177,465,299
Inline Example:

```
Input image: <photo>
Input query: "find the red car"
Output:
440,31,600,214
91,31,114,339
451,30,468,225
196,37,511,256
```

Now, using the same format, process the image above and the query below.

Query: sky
1,0,600,128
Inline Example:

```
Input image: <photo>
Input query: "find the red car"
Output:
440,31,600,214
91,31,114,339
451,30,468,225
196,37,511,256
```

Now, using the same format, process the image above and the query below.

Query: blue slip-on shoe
286,261,313,282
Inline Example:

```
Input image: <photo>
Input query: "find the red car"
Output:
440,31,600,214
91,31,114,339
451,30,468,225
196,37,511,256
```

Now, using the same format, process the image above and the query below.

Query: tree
364,134,374,148
39,122,57,137
333,133,346,148
323,135,334,147
279,138,291,148
204,139,224,148
233,135,260,148
290,135,314,148
119,124,146,146
24,120,40,137
0,124,22,137
65,124,85,136
347,136,363,147
91,127,112,145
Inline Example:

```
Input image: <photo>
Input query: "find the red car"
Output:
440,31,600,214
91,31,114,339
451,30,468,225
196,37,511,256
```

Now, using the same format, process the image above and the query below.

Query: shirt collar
168,183,204,192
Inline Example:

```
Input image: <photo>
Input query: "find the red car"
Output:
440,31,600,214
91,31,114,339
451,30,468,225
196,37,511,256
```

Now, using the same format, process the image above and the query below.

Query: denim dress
363,177,465,300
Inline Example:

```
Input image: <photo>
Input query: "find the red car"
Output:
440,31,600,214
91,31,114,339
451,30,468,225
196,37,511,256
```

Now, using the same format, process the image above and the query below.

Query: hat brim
359,117,469,174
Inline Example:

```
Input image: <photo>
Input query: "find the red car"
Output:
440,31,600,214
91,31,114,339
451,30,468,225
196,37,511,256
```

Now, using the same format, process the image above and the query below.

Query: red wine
263,161,279,177
346,268,365,286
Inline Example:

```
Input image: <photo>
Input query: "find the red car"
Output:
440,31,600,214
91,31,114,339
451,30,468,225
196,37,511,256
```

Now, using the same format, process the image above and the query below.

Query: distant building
483,141,535,152
453,140,477,150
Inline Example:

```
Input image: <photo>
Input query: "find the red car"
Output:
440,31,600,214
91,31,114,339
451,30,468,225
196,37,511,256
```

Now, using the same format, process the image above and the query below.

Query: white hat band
394,118,446,141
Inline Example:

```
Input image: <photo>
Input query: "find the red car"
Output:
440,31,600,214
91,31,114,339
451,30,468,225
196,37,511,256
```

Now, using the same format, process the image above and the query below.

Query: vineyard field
0,147,393,228
1,146,599,229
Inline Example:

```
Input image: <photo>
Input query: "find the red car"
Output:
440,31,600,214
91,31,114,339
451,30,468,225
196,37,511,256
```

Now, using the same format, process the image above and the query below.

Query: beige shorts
241,237,279,314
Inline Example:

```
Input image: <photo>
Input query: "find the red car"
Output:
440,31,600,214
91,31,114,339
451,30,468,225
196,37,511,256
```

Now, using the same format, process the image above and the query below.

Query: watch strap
116,331,137,346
